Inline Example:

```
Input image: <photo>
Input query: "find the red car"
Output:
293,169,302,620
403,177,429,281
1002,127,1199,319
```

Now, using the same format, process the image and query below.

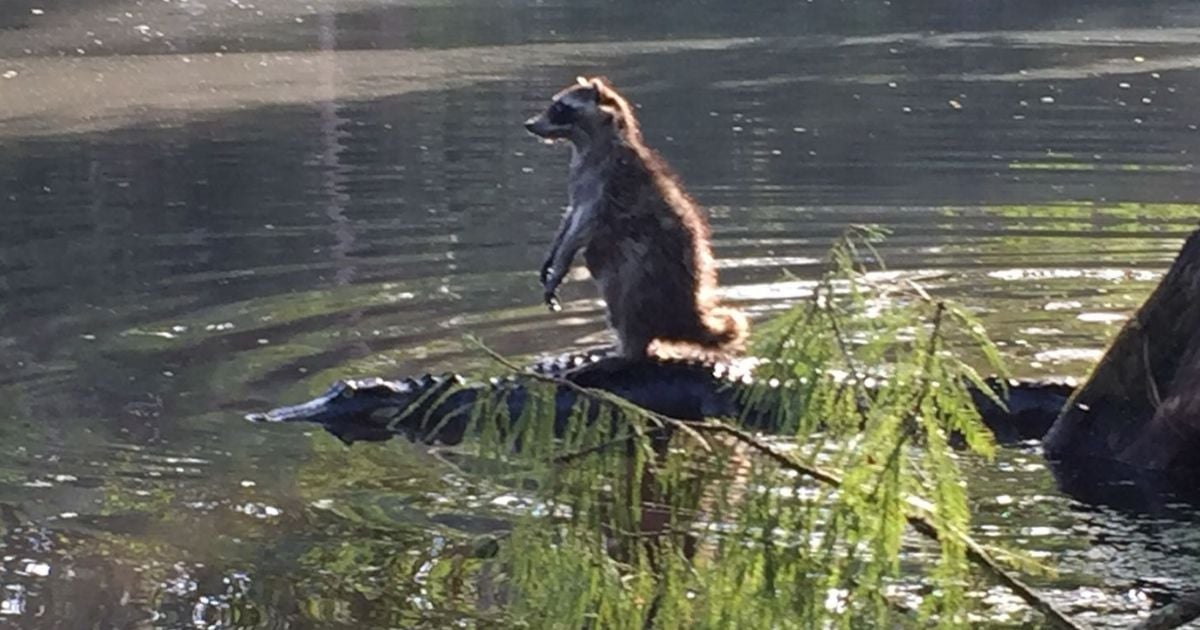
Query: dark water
2,0,1199,626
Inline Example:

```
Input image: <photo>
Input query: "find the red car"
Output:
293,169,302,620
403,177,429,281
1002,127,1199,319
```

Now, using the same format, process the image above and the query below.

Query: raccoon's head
524,76,639,146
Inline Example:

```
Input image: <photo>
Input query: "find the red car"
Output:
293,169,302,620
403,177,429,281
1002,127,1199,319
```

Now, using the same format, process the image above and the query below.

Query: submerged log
1044,227,1200,472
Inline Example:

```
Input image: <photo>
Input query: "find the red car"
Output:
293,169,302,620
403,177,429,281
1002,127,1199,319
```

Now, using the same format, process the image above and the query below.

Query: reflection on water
1,0,1199,626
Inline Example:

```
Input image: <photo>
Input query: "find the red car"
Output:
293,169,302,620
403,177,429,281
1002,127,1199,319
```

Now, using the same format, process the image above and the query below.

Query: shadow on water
1047,456,1200,515
1,0,1200,626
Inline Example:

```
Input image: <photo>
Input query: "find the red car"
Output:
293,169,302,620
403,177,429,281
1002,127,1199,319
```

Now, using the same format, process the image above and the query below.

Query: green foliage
450,227,1032,628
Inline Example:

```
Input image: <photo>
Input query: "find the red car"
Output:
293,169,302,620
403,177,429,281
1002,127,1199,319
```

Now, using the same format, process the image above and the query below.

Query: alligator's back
562,356,754,420
247,351,1073,448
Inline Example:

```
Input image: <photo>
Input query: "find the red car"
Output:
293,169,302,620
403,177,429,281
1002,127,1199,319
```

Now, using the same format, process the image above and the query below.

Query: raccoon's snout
525,114,571,140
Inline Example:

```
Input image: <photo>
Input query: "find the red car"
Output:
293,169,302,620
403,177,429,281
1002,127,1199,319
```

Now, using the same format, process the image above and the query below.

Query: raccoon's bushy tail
647,307,750,362
700,306,750,351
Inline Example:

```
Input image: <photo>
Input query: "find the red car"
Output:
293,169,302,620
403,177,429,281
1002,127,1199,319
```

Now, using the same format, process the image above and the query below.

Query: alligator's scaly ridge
246,351,1075,447
526,347,759,382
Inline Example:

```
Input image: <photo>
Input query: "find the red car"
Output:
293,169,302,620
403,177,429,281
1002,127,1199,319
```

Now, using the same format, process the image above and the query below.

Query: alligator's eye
341,388,355,399
548,101,575,125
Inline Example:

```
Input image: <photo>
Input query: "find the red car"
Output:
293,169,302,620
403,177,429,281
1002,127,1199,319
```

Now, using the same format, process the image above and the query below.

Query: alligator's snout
243,402,321,424
245,408,296,423
243,380,357,425
241,376,467,445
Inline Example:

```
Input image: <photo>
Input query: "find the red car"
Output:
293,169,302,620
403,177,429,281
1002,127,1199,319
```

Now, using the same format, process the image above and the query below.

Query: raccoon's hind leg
615,334,653,360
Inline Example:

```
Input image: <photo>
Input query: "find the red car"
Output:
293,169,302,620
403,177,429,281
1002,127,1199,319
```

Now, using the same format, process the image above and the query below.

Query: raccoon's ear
573,76,603,103
588,77,614,96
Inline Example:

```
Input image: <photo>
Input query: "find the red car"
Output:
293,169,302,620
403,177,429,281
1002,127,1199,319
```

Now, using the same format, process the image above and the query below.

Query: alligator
245,349,1076,448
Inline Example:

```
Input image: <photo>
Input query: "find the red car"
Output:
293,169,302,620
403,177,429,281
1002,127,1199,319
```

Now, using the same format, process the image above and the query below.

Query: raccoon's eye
548,101,575,125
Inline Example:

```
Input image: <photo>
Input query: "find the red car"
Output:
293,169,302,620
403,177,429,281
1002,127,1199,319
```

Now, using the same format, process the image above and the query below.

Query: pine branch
676,418,1088,630
552,434,639,464
823,285,870,407
869,301,946,502
468,336,1086,629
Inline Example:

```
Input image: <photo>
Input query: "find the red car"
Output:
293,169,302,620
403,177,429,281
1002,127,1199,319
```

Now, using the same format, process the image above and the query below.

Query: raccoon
524,76,748,360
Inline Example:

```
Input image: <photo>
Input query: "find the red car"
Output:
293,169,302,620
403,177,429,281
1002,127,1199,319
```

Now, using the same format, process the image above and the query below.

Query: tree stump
1044,227,1200,472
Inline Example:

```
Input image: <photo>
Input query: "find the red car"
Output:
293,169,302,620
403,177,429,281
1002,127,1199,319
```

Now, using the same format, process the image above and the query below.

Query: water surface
1,0,1199,627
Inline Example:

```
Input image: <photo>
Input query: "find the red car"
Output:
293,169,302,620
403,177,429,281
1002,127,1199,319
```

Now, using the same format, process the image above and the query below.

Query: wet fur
526,77,748,359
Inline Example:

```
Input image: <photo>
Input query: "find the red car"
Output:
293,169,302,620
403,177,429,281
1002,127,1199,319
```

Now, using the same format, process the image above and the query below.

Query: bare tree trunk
1044,227,1200,472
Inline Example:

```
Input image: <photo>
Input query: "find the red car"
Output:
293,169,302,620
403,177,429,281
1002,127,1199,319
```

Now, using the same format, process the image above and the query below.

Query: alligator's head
245,376,466,444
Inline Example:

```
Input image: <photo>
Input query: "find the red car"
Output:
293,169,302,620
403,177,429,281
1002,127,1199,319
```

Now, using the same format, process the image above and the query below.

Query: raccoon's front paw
540,261,563,311
543,287,562,312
